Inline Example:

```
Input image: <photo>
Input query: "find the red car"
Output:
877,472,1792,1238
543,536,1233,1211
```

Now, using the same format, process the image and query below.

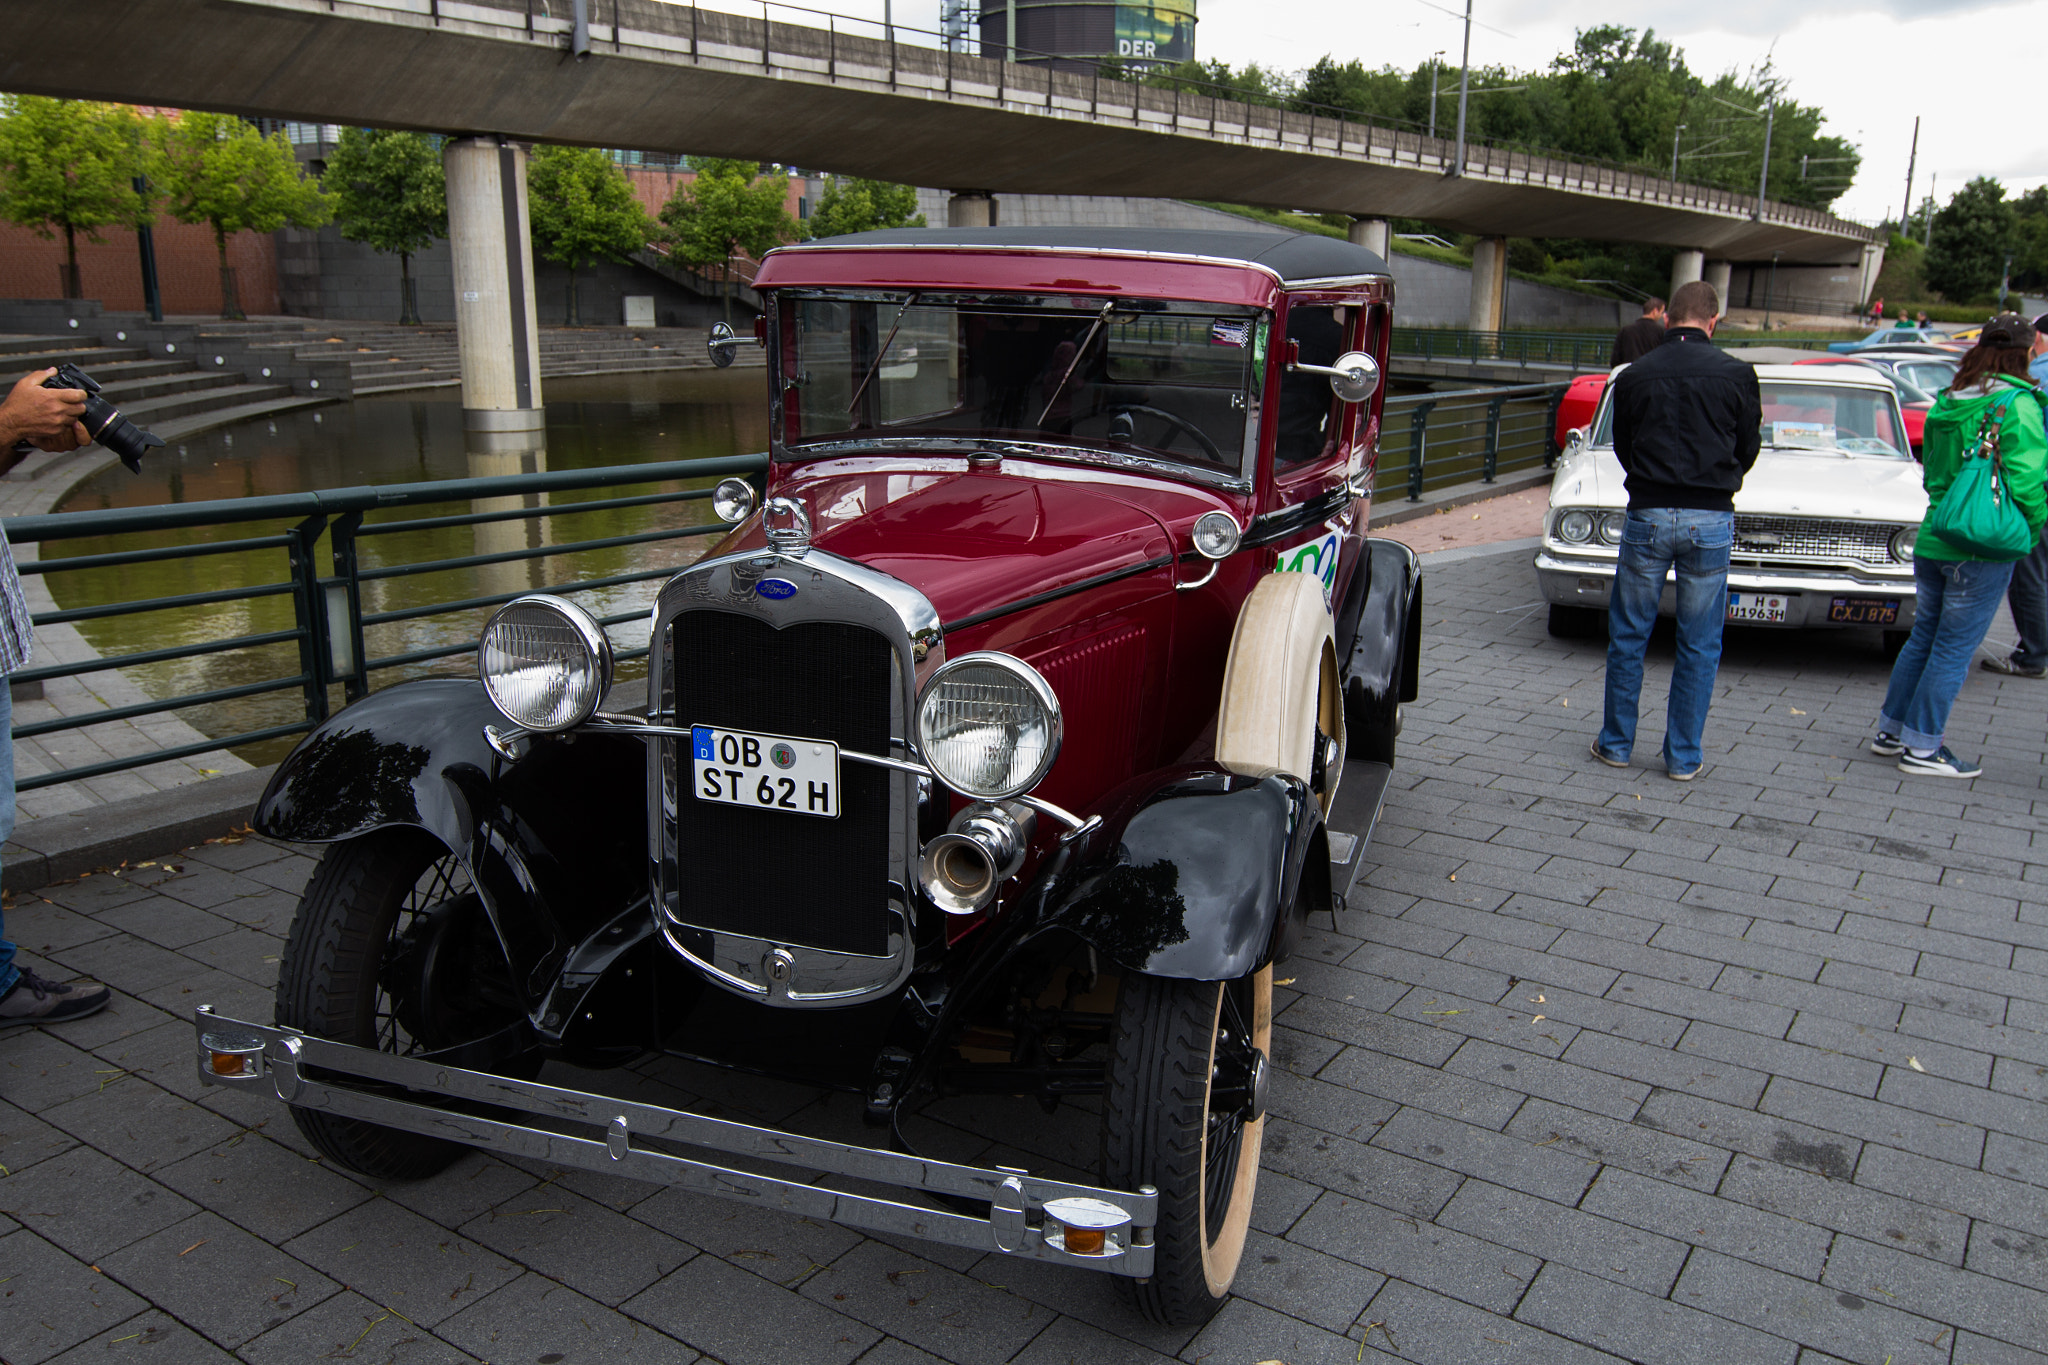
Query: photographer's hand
0,369,91,453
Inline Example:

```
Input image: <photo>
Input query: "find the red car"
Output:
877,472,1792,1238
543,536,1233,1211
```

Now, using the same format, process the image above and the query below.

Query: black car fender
1033,763,1327,981
1342,537,1421,764
255,678,648,1007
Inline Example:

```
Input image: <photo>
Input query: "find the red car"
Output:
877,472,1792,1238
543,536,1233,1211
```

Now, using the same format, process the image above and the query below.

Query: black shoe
1897,746,1983,779
0,968,112,1030
1869,731,1904,757
1979,656,2047,678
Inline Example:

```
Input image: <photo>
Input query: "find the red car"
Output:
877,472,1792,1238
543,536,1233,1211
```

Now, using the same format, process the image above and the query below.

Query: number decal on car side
1275,531,1340,611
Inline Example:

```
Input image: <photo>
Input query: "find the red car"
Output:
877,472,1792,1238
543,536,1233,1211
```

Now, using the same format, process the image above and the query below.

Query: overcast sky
777,0,2044,227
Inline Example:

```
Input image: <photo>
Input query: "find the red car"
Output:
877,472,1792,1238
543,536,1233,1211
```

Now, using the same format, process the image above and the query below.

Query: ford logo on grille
756,578,798,601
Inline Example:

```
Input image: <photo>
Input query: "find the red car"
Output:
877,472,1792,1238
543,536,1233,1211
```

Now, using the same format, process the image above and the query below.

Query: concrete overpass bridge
4,0,1879,430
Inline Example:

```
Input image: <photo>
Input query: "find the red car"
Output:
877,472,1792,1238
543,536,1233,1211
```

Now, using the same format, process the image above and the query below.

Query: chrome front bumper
1534,550,1917,629
193,1006,1155,1277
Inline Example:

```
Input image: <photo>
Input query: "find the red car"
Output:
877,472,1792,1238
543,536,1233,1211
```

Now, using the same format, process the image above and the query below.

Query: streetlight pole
1900,115,1919,229
1923,172,1936,246
1670,123,1685,181
1429,51,1444,139
1451,0,1472,177
1753,93,1776,215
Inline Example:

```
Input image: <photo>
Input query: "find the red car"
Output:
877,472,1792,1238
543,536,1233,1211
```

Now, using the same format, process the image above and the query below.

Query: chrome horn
917,801,1037,915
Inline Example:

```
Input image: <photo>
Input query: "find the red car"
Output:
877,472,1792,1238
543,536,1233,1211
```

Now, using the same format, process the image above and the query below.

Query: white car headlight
478,595,614,732
916,652,1062,799
1890,527,1916,563
1556,509,1596,543
1597,511,1626,545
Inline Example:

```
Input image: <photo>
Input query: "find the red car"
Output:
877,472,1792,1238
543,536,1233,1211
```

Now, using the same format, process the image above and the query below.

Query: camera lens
82,396,165,471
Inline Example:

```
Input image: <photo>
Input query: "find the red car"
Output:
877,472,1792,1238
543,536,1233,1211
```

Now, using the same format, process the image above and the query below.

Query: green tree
0,96,152,298
154,111,331,319
658,159,798,323
804,176,925,239
2010,185,2048,293
322,127,446,325
1924,177,2017,304
527,145,654,326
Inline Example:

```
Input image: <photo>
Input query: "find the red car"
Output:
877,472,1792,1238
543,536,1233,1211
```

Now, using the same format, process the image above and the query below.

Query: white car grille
1732,516,1903,566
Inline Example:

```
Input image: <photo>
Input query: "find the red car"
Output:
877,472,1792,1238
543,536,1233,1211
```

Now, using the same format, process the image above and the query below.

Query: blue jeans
1598,508,1734,775
1880,556,2014,752
2003,530,2048,669
0,685,16,998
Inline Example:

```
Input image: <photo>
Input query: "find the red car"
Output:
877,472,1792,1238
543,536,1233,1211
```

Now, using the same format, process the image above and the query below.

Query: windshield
781,292,1262,477
1593,379,1909,457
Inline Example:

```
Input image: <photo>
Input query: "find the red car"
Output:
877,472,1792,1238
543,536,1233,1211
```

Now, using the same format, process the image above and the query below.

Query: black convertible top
776,227,1390,282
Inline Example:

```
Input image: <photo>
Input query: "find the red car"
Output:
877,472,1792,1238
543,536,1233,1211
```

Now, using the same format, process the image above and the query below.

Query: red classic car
191,228,1419,1324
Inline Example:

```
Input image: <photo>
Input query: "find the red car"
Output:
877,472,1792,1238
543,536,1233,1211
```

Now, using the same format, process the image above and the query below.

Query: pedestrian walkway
2,540,2041,1364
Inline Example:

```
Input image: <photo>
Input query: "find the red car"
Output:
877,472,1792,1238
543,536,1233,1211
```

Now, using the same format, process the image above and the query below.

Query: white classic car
1535,363,1924,649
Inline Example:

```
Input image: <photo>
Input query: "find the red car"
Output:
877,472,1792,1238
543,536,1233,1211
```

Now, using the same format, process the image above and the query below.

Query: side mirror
708,320,763,368
1564,427,1589,456
1289,350,1381,404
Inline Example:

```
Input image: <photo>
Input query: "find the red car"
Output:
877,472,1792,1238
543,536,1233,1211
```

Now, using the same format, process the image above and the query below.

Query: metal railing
3,398,1564,794
1391,328,1847,371
3,454,766,792
1382,381,1569,502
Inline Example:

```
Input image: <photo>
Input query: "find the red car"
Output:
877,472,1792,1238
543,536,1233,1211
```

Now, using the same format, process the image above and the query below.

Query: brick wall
0,219,280,315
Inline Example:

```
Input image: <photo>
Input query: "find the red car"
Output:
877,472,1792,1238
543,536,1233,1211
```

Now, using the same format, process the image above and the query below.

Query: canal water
46,369,770,766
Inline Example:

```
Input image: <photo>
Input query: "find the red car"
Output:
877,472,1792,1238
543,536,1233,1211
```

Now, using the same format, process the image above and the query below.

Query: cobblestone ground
2,542,2044,1365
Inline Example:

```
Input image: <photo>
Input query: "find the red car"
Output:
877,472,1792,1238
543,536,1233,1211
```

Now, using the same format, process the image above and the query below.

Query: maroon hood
741,464,1177,626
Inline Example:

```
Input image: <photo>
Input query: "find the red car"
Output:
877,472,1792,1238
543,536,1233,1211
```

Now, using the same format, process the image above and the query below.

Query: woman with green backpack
1873,313,2048,778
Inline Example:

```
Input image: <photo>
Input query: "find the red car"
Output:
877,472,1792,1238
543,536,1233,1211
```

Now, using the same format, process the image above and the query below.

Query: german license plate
691,724,839,818
1828,596,1900,626
1726,592,1789,623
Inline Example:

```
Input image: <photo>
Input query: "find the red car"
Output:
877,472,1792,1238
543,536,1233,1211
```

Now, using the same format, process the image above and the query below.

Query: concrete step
0,344,153,376
149,394,339,445
123,382,298,425
58,358,195,383
96,369,249,403
0,334,87,356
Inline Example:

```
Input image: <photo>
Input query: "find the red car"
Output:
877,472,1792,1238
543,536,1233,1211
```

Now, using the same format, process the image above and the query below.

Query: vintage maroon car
191,228,1419,1324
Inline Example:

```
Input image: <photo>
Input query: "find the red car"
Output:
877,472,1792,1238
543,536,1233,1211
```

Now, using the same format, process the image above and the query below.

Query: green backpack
1926,386,2038,561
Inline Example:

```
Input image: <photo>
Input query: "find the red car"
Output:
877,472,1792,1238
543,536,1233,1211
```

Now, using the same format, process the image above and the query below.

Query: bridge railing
399,0,1867,238
2,455,765,792
1381,381,1570,503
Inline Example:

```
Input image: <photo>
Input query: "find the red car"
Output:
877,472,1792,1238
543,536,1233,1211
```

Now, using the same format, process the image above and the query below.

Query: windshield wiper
847,293,921,416
1037,300,1115,427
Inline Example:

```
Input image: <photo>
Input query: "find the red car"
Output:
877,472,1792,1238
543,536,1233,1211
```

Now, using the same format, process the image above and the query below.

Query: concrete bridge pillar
1348,217,1391,259
1670,248,1705,300
1704,260,1733,317
948,192,997,228
445,137,544,433
1468,236,1508,333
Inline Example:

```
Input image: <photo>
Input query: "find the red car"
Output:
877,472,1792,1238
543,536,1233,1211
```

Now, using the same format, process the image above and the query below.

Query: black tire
1102,965,1272,1326
274,828,530,1179
1548,603,1605,639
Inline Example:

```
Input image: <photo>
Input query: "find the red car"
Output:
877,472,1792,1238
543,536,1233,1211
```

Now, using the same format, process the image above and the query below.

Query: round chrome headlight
712,477,758,524
916,652,1062,799
478,595,613,733
1597,511,1626,545
1890,526,1916,563
1192,510,1242,560
1556,510,1595,543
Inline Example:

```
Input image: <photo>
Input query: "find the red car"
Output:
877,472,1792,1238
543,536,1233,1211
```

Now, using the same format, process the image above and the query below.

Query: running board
1327,758,1392,894
192,1007,1155,1277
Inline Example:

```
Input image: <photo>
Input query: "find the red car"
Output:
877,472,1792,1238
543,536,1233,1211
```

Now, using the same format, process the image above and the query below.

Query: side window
1275,305,1346,469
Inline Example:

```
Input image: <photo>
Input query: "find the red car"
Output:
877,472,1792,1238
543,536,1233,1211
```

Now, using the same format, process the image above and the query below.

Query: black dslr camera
41,363,164,472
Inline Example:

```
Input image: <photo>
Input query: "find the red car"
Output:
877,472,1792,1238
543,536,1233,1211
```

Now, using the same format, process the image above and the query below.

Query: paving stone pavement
2,541,2045,1365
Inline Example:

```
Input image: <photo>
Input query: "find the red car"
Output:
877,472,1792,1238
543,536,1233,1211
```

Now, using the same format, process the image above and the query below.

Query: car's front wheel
1101,965,1272,1325
274,828,535,1179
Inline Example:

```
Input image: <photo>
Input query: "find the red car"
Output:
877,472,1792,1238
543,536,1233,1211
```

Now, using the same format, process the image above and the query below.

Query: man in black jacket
1610,297,1667,366
1591,280,1762,780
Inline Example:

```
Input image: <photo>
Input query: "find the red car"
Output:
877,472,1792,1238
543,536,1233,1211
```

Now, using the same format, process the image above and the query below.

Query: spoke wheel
274,828,531,1179
1102,964,1273,1325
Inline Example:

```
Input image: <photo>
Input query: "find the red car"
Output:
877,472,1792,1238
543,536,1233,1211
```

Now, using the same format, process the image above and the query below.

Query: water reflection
46,368,769,766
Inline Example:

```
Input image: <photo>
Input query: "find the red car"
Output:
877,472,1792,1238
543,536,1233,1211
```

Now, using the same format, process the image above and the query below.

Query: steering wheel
1072,404,1225,465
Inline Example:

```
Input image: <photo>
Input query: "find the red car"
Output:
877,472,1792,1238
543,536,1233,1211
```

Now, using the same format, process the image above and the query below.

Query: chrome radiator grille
1732,516,1904,566
662,610,894,957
